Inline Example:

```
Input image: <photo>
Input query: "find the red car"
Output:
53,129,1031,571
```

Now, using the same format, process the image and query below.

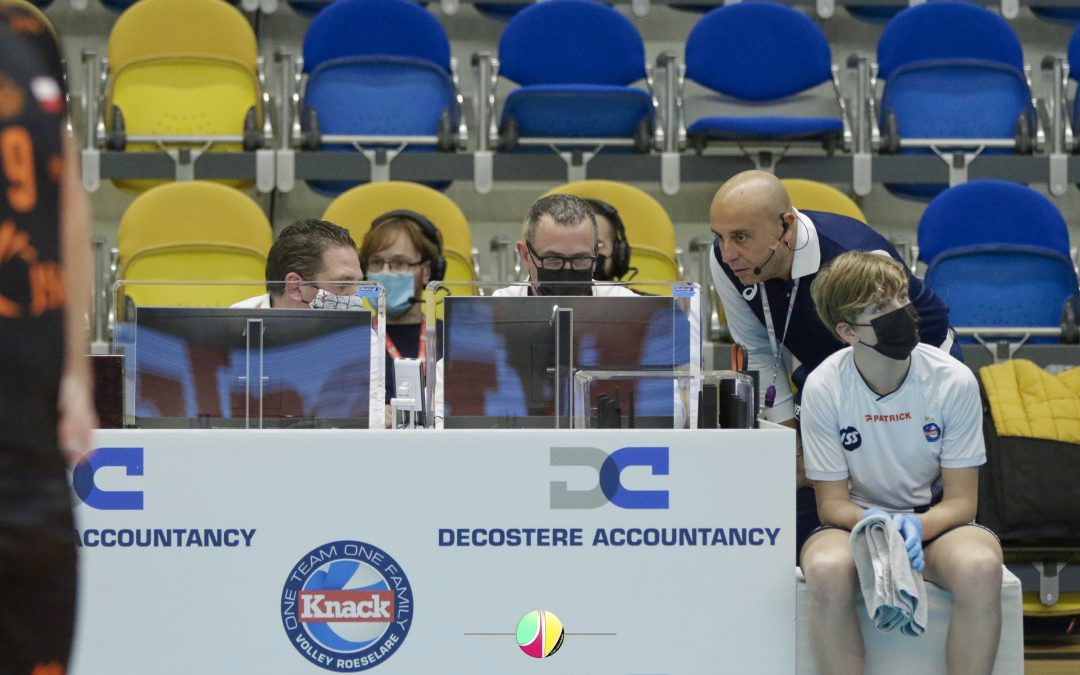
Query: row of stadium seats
26,0,1080,24
105,176,1079,347
74,0,1080,200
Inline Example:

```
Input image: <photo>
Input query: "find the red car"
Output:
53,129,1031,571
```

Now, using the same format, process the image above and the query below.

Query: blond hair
810,251,909,340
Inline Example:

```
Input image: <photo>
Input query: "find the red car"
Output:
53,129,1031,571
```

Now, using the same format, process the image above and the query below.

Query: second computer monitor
441,294,692,428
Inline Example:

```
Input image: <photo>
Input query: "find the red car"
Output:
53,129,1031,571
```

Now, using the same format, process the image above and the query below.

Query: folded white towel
850,514,928,637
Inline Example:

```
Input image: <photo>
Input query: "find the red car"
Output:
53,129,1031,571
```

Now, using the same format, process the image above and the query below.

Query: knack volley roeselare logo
281,541,413,672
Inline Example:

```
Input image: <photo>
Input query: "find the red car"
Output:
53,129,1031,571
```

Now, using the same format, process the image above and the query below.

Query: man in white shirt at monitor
433,194,697,426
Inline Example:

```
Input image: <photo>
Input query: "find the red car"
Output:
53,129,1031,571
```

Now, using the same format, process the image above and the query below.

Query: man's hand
891,513,925,571
57,372,98,466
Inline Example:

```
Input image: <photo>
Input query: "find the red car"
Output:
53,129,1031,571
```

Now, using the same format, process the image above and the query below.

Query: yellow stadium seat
322,181,479,290
781,178,868,224
545,180,680,295
105,0,262,192
117,182,272,311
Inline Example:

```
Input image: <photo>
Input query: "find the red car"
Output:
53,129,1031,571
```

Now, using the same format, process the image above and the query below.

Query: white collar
789,207,822,281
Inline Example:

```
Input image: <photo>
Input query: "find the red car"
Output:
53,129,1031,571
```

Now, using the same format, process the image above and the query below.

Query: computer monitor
129,307,372,428
441,295,691,428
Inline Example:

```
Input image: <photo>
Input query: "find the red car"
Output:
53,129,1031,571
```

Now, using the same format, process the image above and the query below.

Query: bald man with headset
708,170,959,554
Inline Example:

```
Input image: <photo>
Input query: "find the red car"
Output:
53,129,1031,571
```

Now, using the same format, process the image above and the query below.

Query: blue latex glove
862,507,888,520
891,513,925,571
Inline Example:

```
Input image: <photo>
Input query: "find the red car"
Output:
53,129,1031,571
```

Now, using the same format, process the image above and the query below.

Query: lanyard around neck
758,279,799,406
385,317,427,369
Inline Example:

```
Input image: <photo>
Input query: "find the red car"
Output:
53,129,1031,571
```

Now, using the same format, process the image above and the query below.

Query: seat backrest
925,245,1078,334
545,180,679,293
685,3,833,100
917,181,1071,264
781,179,867,224
303,58,454,137
118,182,272,308
109,0,256,74
321,181,477,284
877,1,1024,79
106,0,260,192
882,60,1032,136
498,0,645,86
303,0,450,74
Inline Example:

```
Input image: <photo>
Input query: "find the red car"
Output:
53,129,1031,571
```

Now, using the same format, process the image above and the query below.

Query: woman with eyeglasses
360,211,446,427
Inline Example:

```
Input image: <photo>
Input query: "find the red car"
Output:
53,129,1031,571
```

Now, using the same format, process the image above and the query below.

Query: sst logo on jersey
840,426,862,451
923,422,942,442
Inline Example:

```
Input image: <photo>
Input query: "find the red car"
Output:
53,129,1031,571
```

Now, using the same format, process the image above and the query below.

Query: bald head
711,170,792,225
709,171,797,284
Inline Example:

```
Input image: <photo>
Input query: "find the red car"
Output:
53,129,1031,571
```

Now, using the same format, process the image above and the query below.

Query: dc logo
840,427,862,452
550,446,669,510
281,541,412,672
923,423,942,442
73,447,144,510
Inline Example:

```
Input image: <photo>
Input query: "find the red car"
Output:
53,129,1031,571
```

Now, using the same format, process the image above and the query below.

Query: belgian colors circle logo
516,610,564,659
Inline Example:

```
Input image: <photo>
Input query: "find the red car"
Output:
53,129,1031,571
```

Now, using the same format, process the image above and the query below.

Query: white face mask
308,289,365,311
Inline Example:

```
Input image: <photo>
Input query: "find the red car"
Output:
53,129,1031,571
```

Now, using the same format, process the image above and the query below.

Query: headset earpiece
583,198,631,281
371,209,447,281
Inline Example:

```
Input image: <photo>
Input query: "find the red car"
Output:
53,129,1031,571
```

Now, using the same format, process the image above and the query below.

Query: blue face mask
368,271,417,317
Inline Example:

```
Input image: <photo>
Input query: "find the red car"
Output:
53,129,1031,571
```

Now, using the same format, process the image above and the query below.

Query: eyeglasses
367,258,426,273
526,241,597,272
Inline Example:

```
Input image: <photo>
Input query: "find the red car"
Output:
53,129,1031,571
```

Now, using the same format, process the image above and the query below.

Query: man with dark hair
234,218,362,309
507,193,636,299
1,2,98,672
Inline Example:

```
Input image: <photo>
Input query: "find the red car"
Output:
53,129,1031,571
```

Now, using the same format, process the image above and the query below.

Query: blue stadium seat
1067,25,1080,138
289,0,335,14
475,2,528,21
846,0,970,24
925,246,1078,342
682,3,846,152
495,0,655,152
299,0,461,195
1033,6,1080,25
916,180,1071,265
845,5,903,23
876,2,1035,201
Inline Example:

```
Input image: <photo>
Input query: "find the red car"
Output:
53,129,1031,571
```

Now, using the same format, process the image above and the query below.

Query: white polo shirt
801,343,985,512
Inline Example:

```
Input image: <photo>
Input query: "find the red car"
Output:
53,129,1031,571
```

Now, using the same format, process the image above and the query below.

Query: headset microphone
752,249,776,276
751,217,791,276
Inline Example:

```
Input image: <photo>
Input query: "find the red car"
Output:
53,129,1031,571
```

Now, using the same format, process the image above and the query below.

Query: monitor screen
441,295,691,428
130,307,372,428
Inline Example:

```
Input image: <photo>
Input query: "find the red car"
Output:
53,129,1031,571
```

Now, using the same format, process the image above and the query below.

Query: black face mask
535,267,594,296
858,304,920,360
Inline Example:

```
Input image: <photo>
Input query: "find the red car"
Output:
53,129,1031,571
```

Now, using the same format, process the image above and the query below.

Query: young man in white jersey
799,251,1003,675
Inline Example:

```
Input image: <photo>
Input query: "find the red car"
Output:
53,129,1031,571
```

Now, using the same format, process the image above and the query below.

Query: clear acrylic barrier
572,369,755,430
426,281,701,429
111,280,385,429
